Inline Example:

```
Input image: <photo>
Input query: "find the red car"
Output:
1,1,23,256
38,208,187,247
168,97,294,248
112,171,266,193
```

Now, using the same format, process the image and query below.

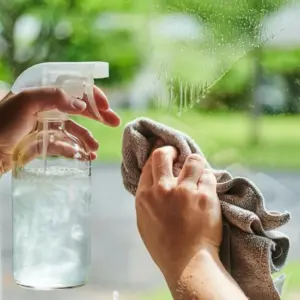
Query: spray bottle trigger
86,89,105,123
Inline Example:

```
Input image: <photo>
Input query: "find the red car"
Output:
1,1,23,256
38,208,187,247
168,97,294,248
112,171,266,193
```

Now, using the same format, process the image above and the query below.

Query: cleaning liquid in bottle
10,62,109,290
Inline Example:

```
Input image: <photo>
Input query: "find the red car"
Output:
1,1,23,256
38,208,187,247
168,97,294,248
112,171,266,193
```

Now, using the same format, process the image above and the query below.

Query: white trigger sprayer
11,61,109,121
10,62,109,290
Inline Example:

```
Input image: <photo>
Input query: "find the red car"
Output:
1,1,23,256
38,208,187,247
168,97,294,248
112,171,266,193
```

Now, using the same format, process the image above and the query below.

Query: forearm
165,250,248,300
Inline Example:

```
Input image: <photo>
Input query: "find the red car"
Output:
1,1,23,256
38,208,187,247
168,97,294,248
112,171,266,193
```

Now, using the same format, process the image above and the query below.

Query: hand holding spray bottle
11,62,109,290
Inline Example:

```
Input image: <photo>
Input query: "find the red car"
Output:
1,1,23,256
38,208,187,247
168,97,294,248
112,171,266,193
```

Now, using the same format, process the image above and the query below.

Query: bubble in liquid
71,224,84,241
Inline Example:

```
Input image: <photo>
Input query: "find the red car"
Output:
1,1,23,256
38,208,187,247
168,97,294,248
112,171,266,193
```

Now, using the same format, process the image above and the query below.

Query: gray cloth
121,117,291,300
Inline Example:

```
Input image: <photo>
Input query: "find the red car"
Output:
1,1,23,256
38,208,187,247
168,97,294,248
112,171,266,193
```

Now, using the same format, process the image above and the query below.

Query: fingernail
73,99,87,110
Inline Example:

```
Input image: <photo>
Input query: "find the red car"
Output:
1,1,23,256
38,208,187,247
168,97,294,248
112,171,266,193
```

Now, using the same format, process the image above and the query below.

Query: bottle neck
36,109,68,131
36,119,65,131
37,109,68,122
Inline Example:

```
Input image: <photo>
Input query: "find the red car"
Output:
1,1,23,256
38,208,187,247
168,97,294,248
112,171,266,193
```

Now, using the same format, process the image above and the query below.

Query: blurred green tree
1,0,299,115
0,0,143,84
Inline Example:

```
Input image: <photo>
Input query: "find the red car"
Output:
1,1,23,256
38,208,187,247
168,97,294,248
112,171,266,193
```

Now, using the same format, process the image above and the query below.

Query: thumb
14,88,87,115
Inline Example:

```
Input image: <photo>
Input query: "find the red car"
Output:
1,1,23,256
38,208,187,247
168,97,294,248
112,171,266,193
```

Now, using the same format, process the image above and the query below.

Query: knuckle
187,153,203,162
52,87,66,99
152,146,177,163
199,191,210,202
152,147,166,160
203,168,214,175
177,184,198,198
204,170,217,184
136,188,151,200
155,180,172,196
210,176,217,186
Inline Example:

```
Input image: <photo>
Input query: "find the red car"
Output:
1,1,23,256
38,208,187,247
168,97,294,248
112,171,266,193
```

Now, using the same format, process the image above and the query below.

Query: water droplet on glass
189,84,194,108
202,82,208,100
178,80,183,115
196,84,201,103
156,93,162,109
184,81,188,112
168,78,174,112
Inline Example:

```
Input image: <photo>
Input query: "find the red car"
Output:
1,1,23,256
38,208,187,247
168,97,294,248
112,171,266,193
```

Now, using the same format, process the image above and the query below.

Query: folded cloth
121,117,291,300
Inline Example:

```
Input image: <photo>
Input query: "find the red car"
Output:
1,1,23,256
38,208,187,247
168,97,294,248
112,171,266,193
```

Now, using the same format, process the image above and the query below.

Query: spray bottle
10,62,109,290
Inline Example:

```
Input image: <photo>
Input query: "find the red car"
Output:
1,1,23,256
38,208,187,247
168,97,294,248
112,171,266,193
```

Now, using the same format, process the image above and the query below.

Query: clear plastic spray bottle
10,62,109,290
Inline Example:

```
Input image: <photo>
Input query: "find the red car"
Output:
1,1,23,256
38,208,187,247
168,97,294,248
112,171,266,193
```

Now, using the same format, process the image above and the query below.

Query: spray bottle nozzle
54,74,104,122
11,62,109,122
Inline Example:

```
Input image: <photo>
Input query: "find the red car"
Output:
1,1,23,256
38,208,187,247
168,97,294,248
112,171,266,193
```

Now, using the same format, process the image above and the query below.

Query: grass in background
138,261,300,300
277,261,300,298
74,109,300,170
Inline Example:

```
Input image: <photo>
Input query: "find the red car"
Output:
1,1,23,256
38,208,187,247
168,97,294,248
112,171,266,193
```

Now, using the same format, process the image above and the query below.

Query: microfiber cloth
121,117,291,300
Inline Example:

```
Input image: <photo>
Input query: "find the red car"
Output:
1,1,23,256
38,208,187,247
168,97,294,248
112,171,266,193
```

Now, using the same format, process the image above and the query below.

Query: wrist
164,248,247,300
164,247,220,290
